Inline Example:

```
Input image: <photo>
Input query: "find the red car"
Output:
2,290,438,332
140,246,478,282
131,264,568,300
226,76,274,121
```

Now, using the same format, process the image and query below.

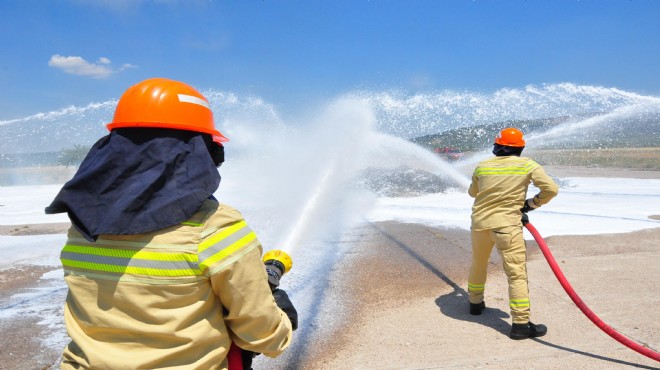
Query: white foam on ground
0,184,69,225
367,177,660,236
0,234,65,269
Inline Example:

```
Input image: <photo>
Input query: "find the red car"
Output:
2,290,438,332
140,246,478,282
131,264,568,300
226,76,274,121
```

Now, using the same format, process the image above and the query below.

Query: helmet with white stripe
494,127,525,147
107,78,228,143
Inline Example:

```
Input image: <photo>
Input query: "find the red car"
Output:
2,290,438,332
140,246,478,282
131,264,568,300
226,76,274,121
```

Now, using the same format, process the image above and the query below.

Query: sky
1,0,659,120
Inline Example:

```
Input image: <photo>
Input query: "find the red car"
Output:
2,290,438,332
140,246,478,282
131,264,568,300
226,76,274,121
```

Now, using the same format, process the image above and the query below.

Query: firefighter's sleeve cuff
527,198,540,209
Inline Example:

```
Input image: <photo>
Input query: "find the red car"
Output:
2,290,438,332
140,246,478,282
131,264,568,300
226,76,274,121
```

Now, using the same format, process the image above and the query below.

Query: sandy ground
1,166,659,369
287,222,660,370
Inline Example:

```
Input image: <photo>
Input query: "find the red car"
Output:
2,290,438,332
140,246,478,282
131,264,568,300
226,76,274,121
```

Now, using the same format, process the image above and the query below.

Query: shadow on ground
370,222,654,368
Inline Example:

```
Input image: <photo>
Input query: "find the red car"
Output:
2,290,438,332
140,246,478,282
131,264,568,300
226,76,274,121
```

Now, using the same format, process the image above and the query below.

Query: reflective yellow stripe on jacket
61,244,201,277
473,160,539,176
61,219,257,281
199,220,258,275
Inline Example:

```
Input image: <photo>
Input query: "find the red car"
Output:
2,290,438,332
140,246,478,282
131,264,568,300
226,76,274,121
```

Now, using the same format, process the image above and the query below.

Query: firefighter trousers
468,225,531,324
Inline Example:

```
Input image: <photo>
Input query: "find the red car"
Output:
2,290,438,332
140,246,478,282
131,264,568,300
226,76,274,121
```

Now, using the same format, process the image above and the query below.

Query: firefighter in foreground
467,128,558,340
46,78,297,369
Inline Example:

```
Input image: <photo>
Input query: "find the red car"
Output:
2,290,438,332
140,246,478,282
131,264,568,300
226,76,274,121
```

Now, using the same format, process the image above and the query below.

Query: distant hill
411,111,660,151
411,116,574,151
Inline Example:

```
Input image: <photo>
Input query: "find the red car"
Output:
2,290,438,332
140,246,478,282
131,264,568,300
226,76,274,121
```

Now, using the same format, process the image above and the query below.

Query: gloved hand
521,212,529,225
273,288,298,330
521,198,539,213
241,349,258,370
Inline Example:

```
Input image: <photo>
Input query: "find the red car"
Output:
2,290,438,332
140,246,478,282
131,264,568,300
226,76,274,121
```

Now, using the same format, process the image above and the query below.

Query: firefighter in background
46,78,297,369
467,127,558,340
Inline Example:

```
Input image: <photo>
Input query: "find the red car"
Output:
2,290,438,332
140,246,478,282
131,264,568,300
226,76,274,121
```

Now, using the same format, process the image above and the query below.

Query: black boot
469,301,485,315
509,321,547,340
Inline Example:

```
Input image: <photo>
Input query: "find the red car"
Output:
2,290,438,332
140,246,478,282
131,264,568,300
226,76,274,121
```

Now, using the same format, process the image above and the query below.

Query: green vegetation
59,144,90,167
0,145,90,169
0,144,89,185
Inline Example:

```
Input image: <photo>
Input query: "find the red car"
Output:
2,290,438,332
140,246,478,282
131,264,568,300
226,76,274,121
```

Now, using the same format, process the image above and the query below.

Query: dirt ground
285,223,660,370
1,166,659,369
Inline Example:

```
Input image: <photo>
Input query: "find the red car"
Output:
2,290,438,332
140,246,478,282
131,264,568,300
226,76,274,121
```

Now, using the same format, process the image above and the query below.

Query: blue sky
1,0,659,120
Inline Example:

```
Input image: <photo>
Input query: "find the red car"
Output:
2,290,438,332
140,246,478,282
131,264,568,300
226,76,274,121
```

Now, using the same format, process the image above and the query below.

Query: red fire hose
524,222,660,362
227,343,243,370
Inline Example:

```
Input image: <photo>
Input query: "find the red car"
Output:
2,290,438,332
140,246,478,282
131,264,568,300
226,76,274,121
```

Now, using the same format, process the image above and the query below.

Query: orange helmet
494,127,525,147
107,78,228,143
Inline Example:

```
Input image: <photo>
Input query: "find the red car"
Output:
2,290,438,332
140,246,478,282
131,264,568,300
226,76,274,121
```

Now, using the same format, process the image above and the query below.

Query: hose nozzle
262,249,293,290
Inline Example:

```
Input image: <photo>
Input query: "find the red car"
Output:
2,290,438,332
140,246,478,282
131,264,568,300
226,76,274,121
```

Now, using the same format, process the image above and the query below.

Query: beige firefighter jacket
468,156,558,230
59,199,292,370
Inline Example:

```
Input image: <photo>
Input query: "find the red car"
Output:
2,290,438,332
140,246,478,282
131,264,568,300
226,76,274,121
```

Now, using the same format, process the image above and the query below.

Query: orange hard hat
107,78,229,143
494,127,525,147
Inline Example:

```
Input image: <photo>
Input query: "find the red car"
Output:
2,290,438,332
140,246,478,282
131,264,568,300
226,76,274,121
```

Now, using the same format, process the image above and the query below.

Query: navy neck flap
493,143,524,157
46,128,221,241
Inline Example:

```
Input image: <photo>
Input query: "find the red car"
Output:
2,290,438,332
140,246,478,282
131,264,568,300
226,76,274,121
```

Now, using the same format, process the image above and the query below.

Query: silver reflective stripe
61,251,197,271
199,224,254,262
178,94,211,109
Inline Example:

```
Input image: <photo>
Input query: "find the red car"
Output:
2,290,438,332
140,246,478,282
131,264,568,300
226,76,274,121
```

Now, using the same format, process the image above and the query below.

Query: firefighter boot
509,322,547,340
469,301,486,315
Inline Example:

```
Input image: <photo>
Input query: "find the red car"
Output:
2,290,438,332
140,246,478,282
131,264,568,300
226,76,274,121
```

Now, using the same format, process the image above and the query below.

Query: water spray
281,163,336,254
524,219,659,362
370,132,472,189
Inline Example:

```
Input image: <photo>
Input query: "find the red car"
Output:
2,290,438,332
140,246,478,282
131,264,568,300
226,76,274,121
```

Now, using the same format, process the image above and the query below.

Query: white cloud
119,63,139,71
48,55,138,79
